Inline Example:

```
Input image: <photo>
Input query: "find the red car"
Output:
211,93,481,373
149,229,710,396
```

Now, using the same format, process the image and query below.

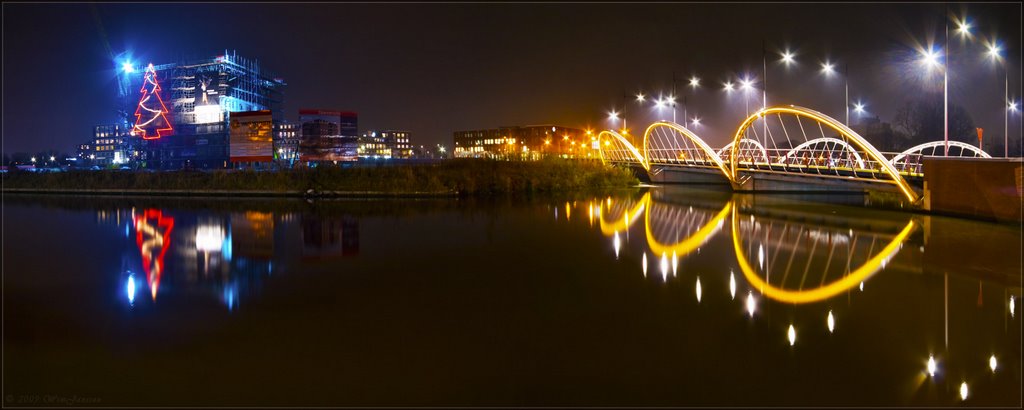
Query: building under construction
115,50,287,170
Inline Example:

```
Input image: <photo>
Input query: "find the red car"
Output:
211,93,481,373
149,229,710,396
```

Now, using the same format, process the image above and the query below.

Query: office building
453,125,590,159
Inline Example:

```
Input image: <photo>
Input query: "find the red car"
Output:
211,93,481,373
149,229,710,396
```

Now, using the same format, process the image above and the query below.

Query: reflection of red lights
134,209,174,300
132,64,173,140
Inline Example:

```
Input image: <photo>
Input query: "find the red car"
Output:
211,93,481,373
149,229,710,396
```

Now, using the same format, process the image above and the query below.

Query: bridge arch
642,121,729,178
728,105,920,203
718,139,770,165
781,137,866,169
889,141,991,174
598,130,647,169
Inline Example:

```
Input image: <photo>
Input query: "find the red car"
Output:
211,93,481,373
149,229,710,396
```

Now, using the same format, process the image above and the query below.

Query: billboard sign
230,111,273,163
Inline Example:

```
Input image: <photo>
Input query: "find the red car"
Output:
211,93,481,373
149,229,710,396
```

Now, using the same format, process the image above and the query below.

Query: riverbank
0,158,639,197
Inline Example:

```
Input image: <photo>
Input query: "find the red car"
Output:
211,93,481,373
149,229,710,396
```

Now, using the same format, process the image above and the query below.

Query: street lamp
740,76,754,117
684,76,700,128
919,46,948,155
987,40,1009,157
820,60,850,126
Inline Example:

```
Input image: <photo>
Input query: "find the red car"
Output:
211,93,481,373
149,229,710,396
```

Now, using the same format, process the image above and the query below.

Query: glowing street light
821,61,836,75
927,355,937,377
636,93,645,102
690,117,701,127
31,157,36,163
780,50,795,65
920,49,942,70
956,17,971,37
854,102,865,115
723,81,735,92
49,156,55,162
989,354,998,373
689,76,700,87
122,61,134,73
608,110,619,121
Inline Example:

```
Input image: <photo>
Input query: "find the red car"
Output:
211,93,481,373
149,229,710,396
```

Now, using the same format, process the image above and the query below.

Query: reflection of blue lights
222,230,233,262
268,261,273,274
126,274,137,305
125,222,130,238
223,284,238,311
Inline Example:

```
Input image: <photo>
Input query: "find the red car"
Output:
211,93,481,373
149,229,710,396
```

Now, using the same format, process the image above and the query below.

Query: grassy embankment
1,158,639,196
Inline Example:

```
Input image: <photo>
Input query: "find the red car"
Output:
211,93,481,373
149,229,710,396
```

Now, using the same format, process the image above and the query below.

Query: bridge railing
730,148,911,182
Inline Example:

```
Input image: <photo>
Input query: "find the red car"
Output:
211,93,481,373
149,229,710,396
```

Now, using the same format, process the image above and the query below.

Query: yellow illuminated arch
643,121,730,179
599,192,649,235
730,205,917,304
728,106,920,203
645,200,732,257
598,130,648,169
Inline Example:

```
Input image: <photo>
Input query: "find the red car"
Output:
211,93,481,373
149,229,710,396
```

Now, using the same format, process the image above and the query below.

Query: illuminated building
114,50,286,170
453,125,589,159
298,109,359,164
91,124,132,167
274,122,301,167
358,130,413,159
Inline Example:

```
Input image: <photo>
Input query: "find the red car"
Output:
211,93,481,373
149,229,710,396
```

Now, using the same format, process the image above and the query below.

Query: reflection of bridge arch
598,192,648,235
889,141,991,174
598,130,648,169
728,106,919,203
645,199,732,257
781,137,866,169
642,121,729,178
595,193,917,304
730,205,917,304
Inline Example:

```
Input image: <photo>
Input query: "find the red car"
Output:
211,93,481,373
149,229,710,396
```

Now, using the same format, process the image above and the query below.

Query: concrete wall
923,157,1023,222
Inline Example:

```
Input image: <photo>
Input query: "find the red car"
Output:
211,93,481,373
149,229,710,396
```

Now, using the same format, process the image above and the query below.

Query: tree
133,63,173,140
893,95,976,151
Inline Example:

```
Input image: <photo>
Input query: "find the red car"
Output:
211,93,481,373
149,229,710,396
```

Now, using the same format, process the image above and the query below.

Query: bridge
598,105,991,204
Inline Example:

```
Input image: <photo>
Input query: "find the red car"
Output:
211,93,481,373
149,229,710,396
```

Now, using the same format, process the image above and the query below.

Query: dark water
3,188,1021,407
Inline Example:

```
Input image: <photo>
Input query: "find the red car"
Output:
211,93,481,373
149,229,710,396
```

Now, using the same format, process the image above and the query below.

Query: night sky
2,2,1021,154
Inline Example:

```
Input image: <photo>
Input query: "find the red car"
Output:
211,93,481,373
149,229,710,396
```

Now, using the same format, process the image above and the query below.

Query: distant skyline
2,2,1021,154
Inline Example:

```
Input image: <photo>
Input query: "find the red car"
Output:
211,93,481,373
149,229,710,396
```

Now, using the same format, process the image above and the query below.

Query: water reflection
581,188,1019,404
95,206,362,312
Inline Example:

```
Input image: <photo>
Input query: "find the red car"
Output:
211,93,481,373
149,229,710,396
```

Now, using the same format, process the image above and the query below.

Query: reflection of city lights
642,253,648,277
729,272,737,299
613,231,621,259
126,275,136,305
660,252,668,281
195,225,225,252
746,292,756,316
927,356,937,377
758,244,764,269
827,310,835,333
959,382,968,401
1011,296,1016,317
859,281,864,291
788,325,796,346
671,251,678,276
696,277,702,302
989,355,997,373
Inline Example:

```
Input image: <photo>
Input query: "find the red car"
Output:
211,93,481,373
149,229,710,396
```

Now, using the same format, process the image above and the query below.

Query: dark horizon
2,2,1021,154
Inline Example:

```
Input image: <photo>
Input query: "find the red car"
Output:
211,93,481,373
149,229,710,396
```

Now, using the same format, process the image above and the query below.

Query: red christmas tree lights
133,63,173,140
